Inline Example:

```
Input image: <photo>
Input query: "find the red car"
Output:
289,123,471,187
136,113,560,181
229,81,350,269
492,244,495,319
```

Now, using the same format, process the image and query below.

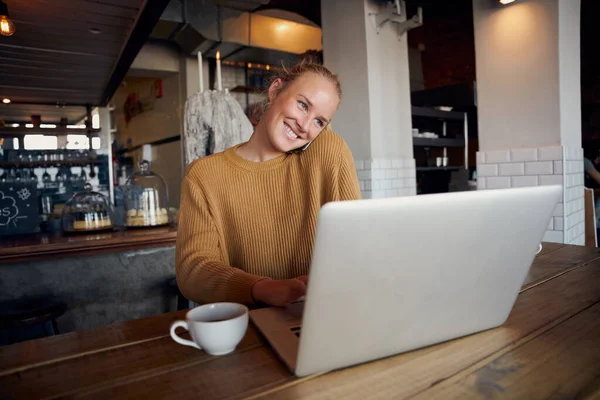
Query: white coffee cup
169,302,249,355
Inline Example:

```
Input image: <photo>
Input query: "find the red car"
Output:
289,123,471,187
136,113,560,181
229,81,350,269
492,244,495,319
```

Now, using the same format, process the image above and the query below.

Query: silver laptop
250,185,562,377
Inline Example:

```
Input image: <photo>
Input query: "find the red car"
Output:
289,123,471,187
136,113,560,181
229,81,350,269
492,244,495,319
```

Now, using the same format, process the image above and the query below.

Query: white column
321,0,416,199
473,0,583,245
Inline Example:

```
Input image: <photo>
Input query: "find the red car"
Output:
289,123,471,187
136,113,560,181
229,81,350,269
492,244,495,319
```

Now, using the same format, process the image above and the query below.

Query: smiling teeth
284,123,298,139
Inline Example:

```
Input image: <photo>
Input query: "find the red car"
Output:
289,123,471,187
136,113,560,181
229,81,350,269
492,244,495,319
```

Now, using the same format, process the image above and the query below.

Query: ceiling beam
100,0,173,106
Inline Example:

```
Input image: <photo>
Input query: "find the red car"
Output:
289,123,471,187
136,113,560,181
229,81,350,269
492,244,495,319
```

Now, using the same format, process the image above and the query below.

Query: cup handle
170,321,201,349
536,243,543,255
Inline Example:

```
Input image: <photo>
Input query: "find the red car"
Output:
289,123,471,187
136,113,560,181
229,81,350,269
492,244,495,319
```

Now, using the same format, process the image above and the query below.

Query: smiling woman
176,57,361,307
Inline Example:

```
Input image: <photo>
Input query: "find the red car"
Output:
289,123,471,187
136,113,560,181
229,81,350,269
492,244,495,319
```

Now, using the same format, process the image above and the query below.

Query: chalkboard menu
0,182,39,236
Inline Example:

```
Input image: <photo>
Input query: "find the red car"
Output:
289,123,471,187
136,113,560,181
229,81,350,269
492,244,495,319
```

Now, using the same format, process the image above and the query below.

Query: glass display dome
61,183,115,232
124,160,169,228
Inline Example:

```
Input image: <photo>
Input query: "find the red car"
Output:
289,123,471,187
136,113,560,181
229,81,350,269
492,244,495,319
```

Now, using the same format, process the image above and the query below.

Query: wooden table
1,242,599,399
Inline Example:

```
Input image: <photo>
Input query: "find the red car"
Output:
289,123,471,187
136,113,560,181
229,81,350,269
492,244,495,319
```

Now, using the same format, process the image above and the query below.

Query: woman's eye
298,101,308,110
315,119,324,128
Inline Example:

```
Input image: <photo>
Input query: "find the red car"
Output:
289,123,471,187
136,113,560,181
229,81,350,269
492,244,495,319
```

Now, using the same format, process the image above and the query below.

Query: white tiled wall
355,158,416,199
477,146,585,245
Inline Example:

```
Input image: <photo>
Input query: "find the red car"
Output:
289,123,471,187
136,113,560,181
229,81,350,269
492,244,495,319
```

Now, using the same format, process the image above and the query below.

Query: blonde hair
255,56,342,119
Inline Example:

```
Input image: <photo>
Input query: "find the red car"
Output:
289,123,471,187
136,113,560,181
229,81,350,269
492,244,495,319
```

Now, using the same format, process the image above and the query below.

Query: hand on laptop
252,278,307,307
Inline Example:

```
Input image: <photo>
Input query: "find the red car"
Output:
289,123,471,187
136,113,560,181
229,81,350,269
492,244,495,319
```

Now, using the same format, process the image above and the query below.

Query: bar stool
0,297,66,346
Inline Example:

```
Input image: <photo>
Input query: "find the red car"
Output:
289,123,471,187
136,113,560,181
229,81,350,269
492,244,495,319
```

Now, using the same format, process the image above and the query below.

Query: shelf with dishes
412,106,470,194
0,159,103,168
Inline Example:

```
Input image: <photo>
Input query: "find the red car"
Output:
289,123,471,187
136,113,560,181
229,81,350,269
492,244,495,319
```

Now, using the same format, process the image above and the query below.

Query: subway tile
478,164,499,177
565,227,576,243
554,202,564,217
371,190,386,199
385,189,398,197
499,162,524,176
570,234,585,246
392,179,403,189
405,169,416,178
355,160,364,170
382,180,392,190
485,150,511,163
477,177,486,190
403,178,415,188
357,170,371,180
525,161,553,175
476,152,486,165
553,160,563,175
547,218,554,230
380,159,392,169
565,174,575,188
373,170,386,180
539,174,563,186
554,217,563,231
510,148,538,162
391,159,402,168
486,176,511,189
363,180,372,190
405,159,416,168
538,146,563,161
408,187,417,196
511,175,538,188
543,230,563,243
385,169,398,179
566,161,582,174
361,190,372,199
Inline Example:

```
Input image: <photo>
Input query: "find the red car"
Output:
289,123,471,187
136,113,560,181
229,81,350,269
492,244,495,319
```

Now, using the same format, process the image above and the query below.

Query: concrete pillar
473,0,583,245
321,0,416,199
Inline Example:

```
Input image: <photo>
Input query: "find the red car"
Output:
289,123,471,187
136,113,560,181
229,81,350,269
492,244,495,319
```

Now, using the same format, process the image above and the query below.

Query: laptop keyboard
290,326,301,337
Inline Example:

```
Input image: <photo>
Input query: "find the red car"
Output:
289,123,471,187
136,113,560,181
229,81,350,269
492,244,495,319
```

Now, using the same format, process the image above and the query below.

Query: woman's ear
268,78,283,103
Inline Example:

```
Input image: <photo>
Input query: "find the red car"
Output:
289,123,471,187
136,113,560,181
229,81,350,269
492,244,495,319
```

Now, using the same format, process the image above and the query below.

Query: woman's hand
252,278,307,306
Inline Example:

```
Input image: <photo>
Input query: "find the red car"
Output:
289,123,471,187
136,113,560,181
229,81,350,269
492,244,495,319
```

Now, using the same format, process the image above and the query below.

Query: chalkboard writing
0,183,39,236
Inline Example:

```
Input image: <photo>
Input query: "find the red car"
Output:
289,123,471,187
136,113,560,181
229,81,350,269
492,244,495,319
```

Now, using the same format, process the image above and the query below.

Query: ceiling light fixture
2,98,10,104
499,0,517,4
0,0,15,36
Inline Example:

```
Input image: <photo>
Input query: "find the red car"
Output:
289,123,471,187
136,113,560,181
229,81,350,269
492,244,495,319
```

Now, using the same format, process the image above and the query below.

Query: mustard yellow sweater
176,129,362,305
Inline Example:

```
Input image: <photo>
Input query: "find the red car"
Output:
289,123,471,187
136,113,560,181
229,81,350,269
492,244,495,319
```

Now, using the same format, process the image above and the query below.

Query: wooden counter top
0,225,177,263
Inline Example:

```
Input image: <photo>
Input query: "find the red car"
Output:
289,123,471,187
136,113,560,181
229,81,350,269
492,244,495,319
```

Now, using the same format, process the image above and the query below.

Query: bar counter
1,225,180,335
0,225,178,264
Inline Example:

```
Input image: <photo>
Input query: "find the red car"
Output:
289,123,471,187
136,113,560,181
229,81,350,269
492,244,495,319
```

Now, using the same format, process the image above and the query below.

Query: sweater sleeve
336,140,362,201
176,175,266,305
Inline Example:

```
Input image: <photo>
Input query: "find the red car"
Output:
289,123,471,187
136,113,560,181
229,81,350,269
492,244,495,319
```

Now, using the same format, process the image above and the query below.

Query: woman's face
262,73,339,154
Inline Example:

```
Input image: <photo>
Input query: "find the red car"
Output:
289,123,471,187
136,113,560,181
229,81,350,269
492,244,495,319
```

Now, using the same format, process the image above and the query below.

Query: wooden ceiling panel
0,75,106,91
0,48,116,67
9,9,135,29
0,64,111,80
12,21,130,43
10,0,141,22
0,0,170,112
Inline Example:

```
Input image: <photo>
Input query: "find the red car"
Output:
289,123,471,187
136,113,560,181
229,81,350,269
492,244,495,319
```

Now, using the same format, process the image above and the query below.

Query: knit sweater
175,128,362,305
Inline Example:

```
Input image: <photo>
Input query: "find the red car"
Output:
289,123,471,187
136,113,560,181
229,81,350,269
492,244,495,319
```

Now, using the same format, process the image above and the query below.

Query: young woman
176,59,361,307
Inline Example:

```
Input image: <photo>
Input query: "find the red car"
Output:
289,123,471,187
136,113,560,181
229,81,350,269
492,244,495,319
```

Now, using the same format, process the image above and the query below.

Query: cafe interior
1,0,599,398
